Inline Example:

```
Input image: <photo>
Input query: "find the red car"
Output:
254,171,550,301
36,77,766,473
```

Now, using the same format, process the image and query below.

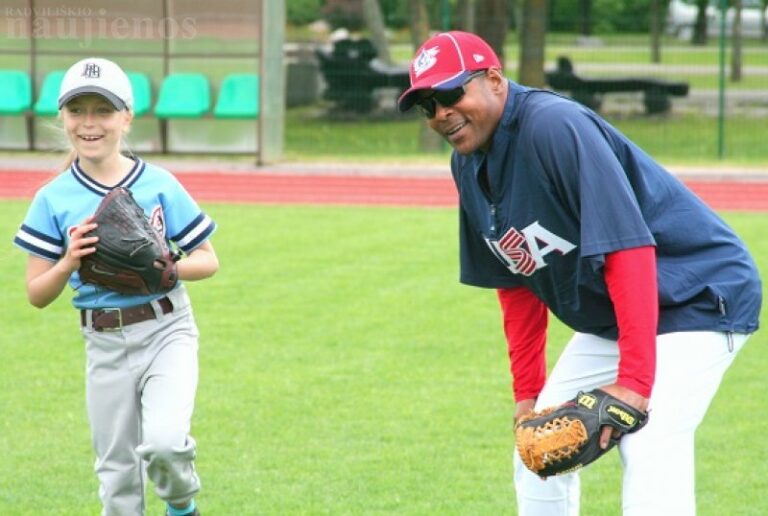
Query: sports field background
1,178,767,513
2,3,768,512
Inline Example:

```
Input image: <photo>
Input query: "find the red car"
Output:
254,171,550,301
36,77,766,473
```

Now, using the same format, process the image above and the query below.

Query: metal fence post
717,0,728,159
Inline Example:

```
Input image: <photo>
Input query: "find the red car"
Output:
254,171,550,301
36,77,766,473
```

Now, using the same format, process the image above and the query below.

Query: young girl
13,57,218,516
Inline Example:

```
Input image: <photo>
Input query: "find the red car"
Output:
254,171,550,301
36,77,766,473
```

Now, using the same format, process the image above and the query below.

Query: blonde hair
61,148,78,171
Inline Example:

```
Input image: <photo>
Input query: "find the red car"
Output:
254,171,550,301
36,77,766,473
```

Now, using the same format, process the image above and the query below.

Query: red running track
1,169,767,211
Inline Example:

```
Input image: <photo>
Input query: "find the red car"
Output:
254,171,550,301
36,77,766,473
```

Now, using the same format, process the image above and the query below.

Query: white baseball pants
82,286,201,516
513,330,749,516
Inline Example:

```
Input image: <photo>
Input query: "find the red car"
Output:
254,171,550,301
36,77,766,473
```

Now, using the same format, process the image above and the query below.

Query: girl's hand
61,216,99,273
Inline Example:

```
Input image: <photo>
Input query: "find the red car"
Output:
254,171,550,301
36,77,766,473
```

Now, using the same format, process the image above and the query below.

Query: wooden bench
315,38,410,113
545,56,689,114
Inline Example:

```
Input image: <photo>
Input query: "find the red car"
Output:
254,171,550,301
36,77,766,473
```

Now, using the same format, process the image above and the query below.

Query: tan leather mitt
515,389,648,478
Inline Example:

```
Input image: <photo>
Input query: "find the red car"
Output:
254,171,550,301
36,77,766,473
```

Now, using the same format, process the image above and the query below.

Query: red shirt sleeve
604,245,659,398
496,287,548,402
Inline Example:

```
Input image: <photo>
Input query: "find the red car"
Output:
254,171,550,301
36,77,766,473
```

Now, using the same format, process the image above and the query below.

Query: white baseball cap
58,57,133,111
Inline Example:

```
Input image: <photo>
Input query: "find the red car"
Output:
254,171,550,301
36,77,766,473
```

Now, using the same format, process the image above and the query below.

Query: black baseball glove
515,389,649,478
79,187,181,295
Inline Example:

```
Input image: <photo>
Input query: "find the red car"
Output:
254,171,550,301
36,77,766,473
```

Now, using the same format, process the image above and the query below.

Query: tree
650,0,662,63
579,0,593,36
762,0,768,40
406,0,443,151
518,0,548,87
692,0,709,45
362,0,392,64
456,0,477,32
407,0,430,56
475,0,509,66
731,0,743,81
321,0,365,31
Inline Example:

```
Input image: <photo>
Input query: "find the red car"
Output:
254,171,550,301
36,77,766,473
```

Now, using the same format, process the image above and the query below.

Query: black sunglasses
415,70,487,119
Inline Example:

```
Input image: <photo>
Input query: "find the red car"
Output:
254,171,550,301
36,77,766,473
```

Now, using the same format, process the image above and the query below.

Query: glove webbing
517,414,589,473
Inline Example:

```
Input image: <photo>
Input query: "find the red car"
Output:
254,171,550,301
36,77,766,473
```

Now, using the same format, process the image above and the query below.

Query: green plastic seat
213,74,260,119
33,70,65,116
127,72,151,117
154,73,210,118
0,70,32,114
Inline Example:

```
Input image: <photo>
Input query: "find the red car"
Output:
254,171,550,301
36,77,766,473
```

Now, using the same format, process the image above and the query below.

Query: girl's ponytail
61,147,77,171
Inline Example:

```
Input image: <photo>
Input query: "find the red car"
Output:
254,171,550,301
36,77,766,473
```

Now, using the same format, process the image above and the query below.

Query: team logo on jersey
485,221,576,276
149,205,166,236
413,46,439,77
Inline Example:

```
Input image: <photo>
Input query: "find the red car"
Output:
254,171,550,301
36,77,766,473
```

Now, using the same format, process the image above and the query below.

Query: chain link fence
292,6,768,164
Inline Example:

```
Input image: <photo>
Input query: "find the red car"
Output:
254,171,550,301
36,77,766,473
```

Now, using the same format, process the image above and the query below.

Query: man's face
424,70,506,155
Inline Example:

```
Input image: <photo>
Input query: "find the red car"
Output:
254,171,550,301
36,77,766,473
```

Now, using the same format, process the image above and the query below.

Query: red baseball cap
397,31,502,113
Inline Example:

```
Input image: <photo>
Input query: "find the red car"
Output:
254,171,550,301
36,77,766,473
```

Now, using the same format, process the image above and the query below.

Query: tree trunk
362,0,392,64
512,0,523,32
456,0,477,32
579,0,592,36
731,0,743,81
518,0,548,86
650,0,662,63
692,0,709,45
762,0,768,41
407,0,443,152
409,0,430,49
475,0,509,67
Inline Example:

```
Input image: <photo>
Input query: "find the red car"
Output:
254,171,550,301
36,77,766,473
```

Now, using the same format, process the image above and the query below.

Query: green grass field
1,201,766,515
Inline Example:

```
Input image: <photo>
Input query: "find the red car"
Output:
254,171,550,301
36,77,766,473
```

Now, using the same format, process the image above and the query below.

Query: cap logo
81,62,101,79
413,46,440,77
473,54,486,64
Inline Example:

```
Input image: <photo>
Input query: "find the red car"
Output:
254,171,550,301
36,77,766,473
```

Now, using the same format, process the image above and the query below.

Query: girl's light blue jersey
14,157,216,309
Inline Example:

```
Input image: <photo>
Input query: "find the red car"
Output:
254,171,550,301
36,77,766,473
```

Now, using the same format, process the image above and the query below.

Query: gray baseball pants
81,286,201,515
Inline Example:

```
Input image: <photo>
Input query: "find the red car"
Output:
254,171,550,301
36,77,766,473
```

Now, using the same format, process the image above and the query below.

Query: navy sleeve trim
182,223,216,253
13,236,61,261
21,224,63,246
170,213,205,242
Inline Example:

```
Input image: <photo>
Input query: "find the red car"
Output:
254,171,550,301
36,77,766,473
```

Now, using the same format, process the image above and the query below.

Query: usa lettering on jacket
485,221,576,276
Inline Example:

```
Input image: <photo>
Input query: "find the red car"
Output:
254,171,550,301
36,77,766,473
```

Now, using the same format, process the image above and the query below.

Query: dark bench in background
315,38,410,113
545,56,689,115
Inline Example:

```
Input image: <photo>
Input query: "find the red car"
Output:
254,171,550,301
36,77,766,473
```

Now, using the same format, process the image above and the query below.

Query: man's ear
485,68,507,93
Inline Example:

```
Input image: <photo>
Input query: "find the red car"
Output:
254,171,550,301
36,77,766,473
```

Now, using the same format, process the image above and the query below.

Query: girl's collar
71,155,145,195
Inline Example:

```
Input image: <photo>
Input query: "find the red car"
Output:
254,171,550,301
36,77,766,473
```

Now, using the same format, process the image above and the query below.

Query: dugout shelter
0,0,285,163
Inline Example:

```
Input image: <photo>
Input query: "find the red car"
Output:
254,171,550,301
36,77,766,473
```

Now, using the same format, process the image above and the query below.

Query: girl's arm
176,241,219,281
26,218,98,308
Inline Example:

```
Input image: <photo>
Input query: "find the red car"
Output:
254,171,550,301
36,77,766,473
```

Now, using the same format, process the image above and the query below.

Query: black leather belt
80,296,173,332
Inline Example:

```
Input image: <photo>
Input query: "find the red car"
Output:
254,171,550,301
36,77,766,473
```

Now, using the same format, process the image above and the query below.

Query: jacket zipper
718,296,734,352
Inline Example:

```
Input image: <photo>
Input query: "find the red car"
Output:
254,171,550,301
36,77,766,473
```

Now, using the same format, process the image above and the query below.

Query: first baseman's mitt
79,187,181,295
515,389,648,478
